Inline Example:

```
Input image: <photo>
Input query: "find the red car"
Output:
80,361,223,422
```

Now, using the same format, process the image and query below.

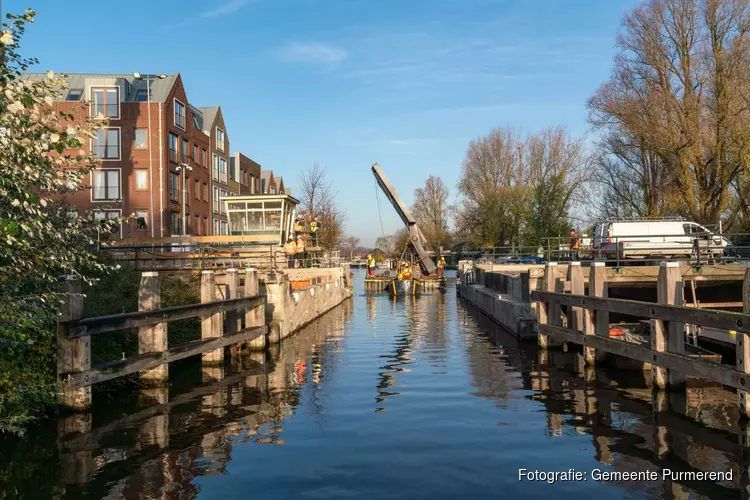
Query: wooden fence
57,268,267,410
532,261,750,417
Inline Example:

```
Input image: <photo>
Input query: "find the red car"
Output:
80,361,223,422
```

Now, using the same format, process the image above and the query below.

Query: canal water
1,269,747,499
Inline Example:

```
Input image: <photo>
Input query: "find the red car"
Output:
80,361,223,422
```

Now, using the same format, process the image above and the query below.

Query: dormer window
135,89,148,102
66,89,82,101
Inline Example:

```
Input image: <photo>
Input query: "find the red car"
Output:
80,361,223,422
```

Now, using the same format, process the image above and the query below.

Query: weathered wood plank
539,324,747,390
65,296,264,338
739,266,750,418
62,326,268,389
532,290,750,333
138,272,167,383
56,277,91,410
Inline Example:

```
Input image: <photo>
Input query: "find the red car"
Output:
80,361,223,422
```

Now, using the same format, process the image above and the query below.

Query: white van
592,220,727,260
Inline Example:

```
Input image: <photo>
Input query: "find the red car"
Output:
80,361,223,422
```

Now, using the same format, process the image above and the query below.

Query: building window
174,99,186,129
192,144,198,164
212,154,219,181
195,214,201,235
91,87,119,119
92,128,120,160
169,171,179,202
195,179,200,200
220,190,227,213
203,217,208,235
134,169,148,190
134,90,148,102
93,210,121,238
216,128,225,151
202,149,207,168
213,186,220,213
134,129,148,149
230,160,236,181
170,212,180,235
92,169,120,201
168,133,178,163
66,89,82,101
202,182,208,201
182,139,188,163
219,157,227,183
135,210,148,231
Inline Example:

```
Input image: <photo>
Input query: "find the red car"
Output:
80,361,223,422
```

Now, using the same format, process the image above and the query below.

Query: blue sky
8,0,640,246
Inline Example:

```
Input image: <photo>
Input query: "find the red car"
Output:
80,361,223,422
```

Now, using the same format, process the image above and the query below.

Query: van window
683,223,706,236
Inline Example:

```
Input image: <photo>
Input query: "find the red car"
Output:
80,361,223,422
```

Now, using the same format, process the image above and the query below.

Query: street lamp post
133,72,167,238
176,163,192,236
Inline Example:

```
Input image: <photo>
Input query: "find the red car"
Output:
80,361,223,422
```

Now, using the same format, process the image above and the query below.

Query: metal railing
98,243,341,271
457,232,750,267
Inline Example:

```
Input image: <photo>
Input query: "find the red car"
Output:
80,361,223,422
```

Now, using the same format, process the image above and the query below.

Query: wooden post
538,262,559,348
57,276,91,410
584,262,607,365
201,271,224,365
651,262,683,388
738,265,750,418
244,268,266,350
225,269,240,334
567,262,584,331
138,272,167,384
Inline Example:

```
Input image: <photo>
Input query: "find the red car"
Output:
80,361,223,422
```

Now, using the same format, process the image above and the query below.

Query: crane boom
371,163,437,275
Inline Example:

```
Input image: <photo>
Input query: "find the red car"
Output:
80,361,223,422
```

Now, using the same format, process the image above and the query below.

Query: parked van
592,219,728,260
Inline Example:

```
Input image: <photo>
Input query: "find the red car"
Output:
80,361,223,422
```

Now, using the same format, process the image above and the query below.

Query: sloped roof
189,104,204,131
198,106,219,133
20,72,178,102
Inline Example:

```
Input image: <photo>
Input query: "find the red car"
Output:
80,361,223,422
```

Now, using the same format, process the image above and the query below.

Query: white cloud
202,0,256,18
280,42,348,64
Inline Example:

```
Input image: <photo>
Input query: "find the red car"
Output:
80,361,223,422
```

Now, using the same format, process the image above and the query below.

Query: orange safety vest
284,241,296,255
296,239,306,253
570,233,580,250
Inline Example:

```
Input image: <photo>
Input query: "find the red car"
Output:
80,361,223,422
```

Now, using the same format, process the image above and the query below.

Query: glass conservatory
223,193,300,245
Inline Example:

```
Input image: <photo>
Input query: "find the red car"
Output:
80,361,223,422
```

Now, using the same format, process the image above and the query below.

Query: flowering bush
0,10,118,345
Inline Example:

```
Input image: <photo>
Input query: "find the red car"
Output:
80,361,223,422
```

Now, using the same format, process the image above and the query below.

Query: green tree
0,10,117,432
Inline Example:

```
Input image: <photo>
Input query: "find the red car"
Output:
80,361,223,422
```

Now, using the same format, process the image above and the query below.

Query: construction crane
371,163,437,275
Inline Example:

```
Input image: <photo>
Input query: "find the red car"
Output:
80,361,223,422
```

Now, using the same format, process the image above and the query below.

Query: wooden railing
532,261,750,417
56,268,266,410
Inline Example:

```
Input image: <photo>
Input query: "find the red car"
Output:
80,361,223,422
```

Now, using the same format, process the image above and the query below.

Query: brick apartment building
197,106,230,235
231,152,262,195
20,72,218,239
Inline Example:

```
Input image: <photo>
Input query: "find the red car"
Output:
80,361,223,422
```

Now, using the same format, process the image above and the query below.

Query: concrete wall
263,264,352,344
458,261,536,340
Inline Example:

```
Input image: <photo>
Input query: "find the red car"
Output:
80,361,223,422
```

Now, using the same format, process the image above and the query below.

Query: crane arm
371,163,437,275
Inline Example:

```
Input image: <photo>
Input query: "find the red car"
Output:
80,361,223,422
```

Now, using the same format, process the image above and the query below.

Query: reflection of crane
372,163,436,275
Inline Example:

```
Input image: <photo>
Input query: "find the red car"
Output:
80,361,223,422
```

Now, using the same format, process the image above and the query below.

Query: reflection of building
224,194,300,244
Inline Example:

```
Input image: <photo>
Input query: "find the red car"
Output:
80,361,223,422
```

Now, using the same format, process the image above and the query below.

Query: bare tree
412,176,450,252
455,126,585,247
588,0,750,224
341,236,361,259
298,162,346,249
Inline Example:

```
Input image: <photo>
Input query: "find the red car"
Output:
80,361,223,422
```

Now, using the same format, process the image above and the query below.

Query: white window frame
134,169,148,191
219,157,228,184
134,128,148,149
135,209,148,231
90,85,121,120
90,168,121,203
212,154,219,181
90,127,122,161
216,127,225,152
213,186,220,214
92,209,123,239
173,98,186,130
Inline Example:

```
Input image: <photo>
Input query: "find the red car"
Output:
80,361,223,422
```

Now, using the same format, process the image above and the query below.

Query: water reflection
462,305,746,499
0,299,353,499
3,272,750,499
